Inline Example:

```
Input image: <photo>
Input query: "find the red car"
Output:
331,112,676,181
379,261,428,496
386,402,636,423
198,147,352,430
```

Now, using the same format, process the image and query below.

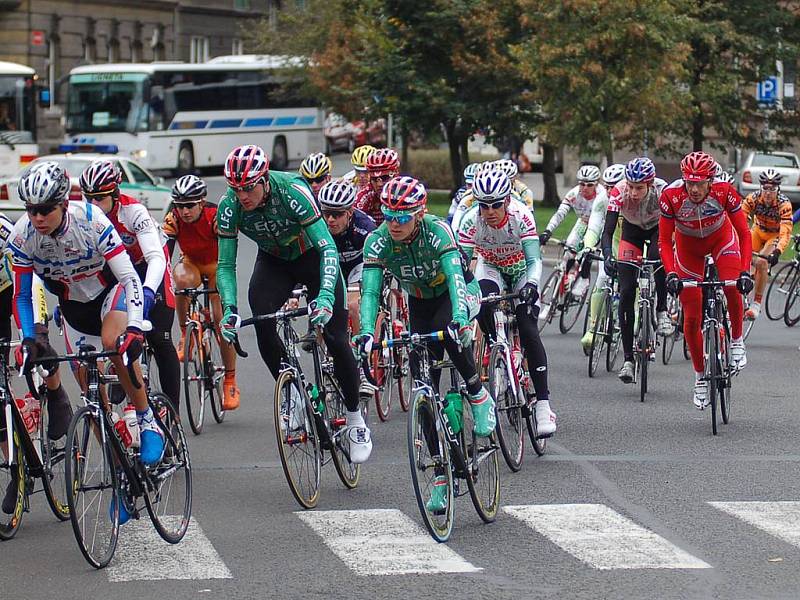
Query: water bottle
307,383,323,413
123,404,140,448
15,394,40,435
112,413,132,448
442,391,463,435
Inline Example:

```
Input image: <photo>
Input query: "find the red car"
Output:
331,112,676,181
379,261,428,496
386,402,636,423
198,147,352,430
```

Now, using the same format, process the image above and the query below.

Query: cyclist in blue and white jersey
447,162,481,223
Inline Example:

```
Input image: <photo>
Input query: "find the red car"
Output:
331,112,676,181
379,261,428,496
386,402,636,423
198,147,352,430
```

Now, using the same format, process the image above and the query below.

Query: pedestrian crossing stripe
709,501,800,549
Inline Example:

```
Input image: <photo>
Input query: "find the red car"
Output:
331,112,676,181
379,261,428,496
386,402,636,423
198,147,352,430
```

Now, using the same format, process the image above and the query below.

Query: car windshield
752,153,799,169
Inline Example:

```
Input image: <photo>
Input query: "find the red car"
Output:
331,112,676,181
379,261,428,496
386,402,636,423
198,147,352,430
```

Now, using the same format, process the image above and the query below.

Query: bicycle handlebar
679,279,738,288
480,291,522,305
231,305,313,358
174,287,219,298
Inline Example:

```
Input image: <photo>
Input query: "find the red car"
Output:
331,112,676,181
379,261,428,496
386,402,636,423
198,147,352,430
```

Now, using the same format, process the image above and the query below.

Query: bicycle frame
482,293,527,407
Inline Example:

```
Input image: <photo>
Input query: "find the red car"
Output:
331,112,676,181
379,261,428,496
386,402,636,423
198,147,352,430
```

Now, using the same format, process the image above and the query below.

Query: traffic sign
31,30,45,46
757,77,778,104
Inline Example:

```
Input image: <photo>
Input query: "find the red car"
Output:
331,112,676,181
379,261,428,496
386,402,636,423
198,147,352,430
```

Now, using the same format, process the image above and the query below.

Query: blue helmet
625,157,656,183
463,163,480,185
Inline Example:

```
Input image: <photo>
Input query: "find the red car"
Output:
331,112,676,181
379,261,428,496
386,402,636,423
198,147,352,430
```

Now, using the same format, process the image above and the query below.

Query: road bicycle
741,253,770,341
538,239,590,334
661,291,685,365
585,253,622,377
764,234,800,322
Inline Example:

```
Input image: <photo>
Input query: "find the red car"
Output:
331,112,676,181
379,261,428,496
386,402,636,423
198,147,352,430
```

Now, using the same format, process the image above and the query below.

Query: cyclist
9,161,163,471
659,151,752,408
451,161,534,232
742,169,792,320
601,157,669,383
446,162,481,223
216,145,372,462
579,163,626,351
79,160,181,414
540,165,608,300
457,169,556,436
162,174,240,410
355,148,400,225
299,152,333,199
354,175,493,513
495,158,534,207
342,144,376,189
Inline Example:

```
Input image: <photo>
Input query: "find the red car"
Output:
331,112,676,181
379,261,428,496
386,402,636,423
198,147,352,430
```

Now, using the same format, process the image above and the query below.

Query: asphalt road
2,176,800,599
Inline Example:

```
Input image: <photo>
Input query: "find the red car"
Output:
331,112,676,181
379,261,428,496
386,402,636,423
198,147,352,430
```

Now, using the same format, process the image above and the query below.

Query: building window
83,18,97,63
190,36,209,63
232,38,243,55
131,21,143,62
234,0,251,8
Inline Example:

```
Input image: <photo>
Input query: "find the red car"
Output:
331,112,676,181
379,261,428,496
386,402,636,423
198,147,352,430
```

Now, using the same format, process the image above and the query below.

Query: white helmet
473,169,512,202
717,171,735,185
577,164,601,182
714,161,724,177
317,180,357,209
602,164,626,186
493,158,519,180
18,161,70,205
463,163,480,185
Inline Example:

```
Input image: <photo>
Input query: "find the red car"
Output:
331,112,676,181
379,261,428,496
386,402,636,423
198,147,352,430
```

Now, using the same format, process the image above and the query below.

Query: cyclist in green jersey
217,145,372,463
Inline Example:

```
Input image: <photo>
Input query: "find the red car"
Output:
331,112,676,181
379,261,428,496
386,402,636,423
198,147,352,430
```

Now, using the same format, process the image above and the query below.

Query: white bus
62,56,324,173
0,61,38,179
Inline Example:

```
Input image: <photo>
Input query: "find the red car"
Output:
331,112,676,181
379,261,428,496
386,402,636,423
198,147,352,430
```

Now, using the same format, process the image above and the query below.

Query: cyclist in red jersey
658,151,753,409
355,148,400,225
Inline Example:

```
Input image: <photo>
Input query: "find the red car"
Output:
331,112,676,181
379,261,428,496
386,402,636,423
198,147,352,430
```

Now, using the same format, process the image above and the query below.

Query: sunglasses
579,182,597,187
478,200,506,210
761,185,779,191
230,181,259,192
26,203,59,217
371,174,394,184
322,210,348,219
174,201,202,209
382,212,416,225
307,175,330,185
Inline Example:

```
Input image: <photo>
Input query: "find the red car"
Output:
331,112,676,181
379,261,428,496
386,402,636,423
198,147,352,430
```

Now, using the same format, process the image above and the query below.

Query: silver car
737,151,800,203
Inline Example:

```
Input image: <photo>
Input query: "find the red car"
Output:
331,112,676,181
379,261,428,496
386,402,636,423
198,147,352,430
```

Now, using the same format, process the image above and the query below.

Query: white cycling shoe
347,426,373,464
571,277,590,299
535,400,557,437
618,361,634,384
281,387,305,432
731,339,747,370
657,311,675,336
693,379,709,409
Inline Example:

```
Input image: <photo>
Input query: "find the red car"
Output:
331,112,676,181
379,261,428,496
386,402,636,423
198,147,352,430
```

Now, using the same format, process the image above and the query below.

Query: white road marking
297,509,481,575
107,517,232,582
504,504,711,570
709,501,800,548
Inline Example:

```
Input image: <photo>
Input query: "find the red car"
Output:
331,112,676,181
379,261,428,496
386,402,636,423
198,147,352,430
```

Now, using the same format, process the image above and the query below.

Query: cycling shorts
179,255,218,284
62,283,128,356
346,263,363,288
750,226,779,253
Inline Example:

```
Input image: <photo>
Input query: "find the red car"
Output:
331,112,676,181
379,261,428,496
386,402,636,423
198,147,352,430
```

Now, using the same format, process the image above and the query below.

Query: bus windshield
0,75,35,142
65,73,148,134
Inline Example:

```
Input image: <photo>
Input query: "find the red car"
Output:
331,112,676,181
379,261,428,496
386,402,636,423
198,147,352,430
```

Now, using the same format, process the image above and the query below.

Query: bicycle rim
765,262,795,321
559,281,588,334
460,397,500,522
183,323,205,435
40,396,70,521
719,318,732,425
588,292,608,377
639,306,650,402
489,345,523,472
206,328,226,423
706,329,719,436
0,428,25,540
407,390,454,542
65,406,119,569
396,345,411,412
537,271,559,333
322,373,360,489
373,316,392,422
662,296,678,365
274,371,321,509
525,399,547,456
143,393,192,543
783,269,800,326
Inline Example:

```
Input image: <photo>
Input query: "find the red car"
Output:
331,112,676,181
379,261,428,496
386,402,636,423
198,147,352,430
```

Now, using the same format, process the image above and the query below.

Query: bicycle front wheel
537,270,559,333
719,313,732,425
40,394,70,521
588,290,609,377
559,278,589,334
705,325,719,436
408,389,454,542
460,398,500,523
606,299,622,372
274,371,321,509
65,406,119,569
783,267,800,326
144,393,192,544
373,314,393,422
638,305,650,403
489,345,523,471
765,262,796,321
0,427,25,540
206,327,226,424
182,322,205,435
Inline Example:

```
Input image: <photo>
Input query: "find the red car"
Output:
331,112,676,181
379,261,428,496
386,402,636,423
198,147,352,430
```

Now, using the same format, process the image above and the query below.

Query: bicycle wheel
206,327,226,424
0,427,25,540
705,325,719,436
588,290,609,377
783,268,800,326
396,344,412,412
460,396,500,523
274,371,321,509
765,262,796,321
40,394,70,521
182,322,205,435
559,277,589,334
488,345,523,472
65,406,119,569
537,270,559,333
719,313,732,425
407,389,454,542
321,371,360,489
606,300,622,372
639,305,650,403
662,295,678,365
524,399,547,456
373,315,393,422
143,393,192,543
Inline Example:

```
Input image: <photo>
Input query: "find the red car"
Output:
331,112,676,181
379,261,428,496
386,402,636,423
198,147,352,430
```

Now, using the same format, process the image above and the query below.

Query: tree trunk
542,143,559,206
444,119,463,192
691,100,704,151
460,136,470,170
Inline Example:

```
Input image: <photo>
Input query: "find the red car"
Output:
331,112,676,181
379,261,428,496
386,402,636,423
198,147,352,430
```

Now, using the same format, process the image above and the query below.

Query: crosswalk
108,501,800,581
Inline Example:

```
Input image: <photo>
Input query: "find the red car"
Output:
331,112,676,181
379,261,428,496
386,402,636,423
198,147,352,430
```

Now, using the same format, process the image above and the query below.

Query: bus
62,56,324,173
0,61,38,179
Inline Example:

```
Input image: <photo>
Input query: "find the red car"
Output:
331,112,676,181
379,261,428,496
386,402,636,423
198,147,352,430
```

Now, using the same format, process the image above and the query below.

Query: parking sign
757,77,778,104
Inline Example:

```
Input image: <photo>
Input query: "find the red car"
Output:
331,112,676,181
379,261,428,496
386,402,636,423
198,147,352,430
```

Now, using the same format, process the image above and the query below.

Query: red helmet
224,145,269,190
79,160,121,196
366,148,400,177
380,176,427,212
680,151,716,182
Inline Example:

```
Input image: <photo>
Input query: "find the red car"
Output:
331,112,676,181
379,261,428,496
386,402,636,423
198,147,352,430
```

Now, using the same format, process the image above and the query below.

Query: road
2,176,800,599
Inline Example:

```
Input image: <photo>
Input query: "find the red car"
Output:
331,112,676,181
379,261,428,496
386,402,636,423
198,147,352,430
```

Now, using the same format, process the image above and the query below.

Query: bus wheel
177,142,195,175
271,137,288,170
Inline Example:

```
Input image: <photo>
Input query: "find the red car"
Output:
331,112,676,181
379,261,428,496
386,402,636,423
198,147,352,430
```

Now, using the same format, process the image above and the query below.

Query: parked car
737,151,800,204
324,113,387,154
0,154,172,216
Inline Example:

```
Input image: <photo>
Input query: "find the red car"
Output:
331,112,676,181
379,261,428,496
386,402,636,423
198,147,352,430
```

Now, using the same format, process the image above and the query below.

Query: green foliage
409,149,499,190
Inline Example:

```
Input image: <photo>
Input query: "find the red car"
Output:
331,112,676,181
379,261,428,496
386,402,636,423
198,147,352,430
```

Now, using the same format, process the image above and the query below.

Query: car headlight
131,149,148,160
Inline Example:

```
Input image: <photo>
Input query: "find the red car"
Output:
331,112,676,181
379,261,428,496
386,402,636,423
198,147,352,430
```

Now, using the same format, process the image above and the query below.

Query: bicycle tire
182,322,205,435
537,270,560,333
606,302,622,373
706,324,719,436
639,304,650,402
524,399,547,456
408,389,454,542
765,262,796,321
0,427,25,540
489,345,523,472
719,309,732,425
396,344,412,412
559,277,589,334
206,327,226,424
65,406,120,569
373,315,393,422
39,394,70,521
459,395,500,523
662,295,678,365
321,371,360,489
588,290,609,377
783,267,800,326
273,371,321,509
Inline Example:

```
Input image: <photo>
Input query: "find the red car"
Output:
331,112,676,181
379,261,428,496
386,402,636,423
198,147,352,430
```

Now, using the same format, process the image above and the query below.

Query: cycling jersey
332,208,375,282
216,170,340,311
446,185,471,223
0,213,14,294
9,201,143,338
457,201,542,287
742,191,793,252
162,204,219,266
513,179,534,208
354,187,385,225
545,184,607,232
606,178,666,230
451,188,531,232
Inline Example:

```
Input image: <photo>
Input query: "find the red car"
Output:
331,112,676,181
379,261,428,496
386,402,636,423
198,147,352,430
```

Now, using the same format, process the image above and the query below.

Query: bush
405,149,499,191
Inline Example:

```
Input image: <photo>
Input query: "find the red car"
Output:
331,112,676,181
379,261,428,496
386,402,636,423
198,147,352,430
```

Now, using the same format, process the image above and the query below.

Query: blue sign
757,77,778,104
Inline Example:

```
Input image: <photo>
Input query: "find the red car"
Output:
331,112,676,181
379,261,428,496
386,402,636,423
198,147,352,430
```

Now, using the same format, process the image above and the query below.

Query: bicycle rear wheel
524,399,547,456
537,270,559,333
559,277,589,334
182,322,205,435
206,328,226,424
705,325,719,436
460,398,500,523
40,394,70,521
144,393,192,544
0,427,25,540
408,389,454,542
321,371,360,489
65,406,119,569
489,345,523,472
783,268,800,326
588,290,609,377
274,371,321,509
719,312,732,425
765,262,796,321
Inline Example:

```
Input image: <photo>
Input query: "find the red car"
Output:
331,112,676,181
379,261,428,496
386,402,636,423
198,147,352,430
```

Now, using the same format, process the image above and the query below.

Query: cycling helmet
79,160,122,197
714,162,724,177
299,152,332,180
717,171,735,185
366,148,400,176
624,157,656,183
317,180,357,210
493,158,519,180
680,151,716,182
576,165,601,182
224,145,269,190
18,161,70,205
463,162,480,185
380,176,427,212
351,145,376,170
759,168,783,186
473,169,512,202
171,174,207,202
602,163,626,186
